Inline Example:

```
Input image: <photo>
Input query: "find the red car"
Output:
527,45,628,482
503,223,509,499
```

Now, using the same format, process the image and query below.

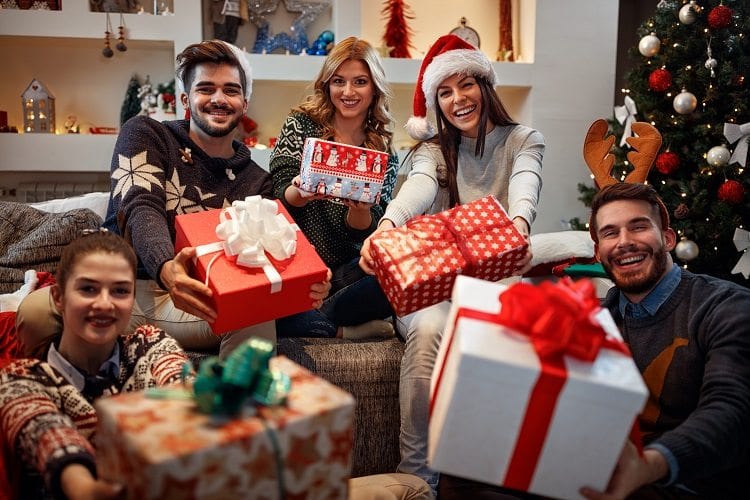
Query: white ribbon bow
195,196,298,293
731,228,750,280
723,122,750,167
614,96,638,148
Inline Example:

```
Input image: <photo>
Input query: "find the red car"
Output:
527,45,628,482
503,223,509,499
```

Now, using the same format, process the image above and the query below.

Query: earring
102,13,114,58
116,13,127,52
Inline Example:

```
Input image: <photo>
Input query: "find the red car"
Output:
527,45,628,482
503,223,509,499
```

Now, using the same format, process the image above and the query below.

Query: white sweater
384,124,544,227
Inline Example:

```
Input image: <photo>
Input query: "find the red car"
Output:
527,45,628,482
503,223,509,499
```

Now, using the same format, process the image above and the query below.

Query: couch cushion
0,201,103,293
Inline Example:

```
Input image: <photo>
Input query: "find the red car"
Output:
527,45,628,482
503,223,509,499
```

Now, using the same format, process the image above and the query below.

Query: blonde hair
296,37,394,151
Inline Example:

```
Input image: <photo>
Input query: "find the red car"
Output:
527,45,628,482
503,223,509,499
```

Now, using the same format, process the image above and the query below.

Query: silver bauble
704,57,717,70
638,33,661,57
706,145,731,167
675,237,699,261
679,3,697,24
673,91,697,114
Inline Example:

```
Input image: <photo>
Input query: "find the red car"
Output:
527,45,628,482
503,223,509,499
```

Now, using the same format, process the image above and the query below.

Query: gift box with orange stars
95,356,355,499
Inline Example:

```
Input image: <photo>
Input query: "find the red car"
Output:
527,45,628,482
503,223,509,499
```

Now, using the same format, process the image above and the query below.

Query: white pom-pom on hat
406,34,497,141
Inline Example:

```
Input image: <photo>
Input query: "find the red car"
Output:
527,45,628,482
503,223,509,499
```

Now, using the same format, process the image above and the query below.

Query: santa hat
176,40,253,101
405,34,497,140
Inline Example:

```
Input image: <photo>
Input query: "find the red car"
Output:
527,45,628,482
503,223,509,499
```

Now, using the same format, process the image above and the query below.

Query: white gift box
429,275,648,499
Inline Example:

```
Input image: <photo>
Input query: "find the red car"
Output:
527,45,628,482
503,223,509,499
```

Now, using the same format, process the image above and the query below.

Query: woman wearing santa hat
360,34,545,495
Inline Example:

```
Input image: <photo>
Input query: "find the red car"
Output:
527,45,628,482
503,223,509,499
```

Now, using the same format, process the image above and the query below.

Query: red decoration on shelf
655,151,680,175
718,180,745,205
381,0,415,58
648,68,673,92
707,5,733,30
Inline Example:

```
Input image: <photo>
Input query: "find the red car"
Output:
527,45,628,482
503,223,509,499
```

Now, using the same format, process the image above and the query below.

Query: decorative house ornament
21,78,56,133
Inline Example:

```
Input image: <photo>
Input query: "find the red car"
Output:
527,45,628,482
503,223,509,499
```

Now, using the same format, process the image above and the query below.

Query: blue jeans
276,258,394,338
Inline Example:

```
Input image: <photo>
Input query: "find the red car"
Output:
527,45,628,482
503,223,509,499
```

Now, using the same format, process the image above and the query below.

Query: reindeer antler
583,119,617,188
583,119,662,187
624,122,661,184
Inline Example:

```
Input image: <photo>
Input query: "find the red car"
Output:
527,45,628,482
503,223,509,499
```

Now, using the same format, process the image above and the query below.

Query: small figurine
326,146,339,167
330,177,343,198
355,152,368,172
313,143,324,163
373,155,383,174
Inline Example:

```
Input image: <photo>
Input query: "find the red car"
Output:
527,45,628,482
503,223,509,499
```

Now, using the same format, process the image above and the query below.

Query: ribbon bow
731,228,750,279
196,196,298,293
614,95,638,148
495,278,627,361
193,337,291,416
724,122,750,167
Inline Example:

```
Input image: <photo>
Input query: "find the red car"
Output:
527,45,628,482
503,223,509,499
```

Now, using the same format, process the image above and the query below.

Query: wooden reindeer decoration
583,118,662,188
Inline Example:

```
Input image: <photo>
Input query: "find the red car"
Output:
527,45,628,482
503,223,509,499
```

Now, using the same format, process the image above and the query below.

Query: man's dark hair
589,183,670,243
176,40,246,97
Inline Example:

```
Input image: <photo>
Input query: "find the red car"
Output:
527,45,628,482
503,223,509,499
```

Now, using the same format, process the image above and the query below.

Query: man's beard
602,245,669,296
191,105,242,138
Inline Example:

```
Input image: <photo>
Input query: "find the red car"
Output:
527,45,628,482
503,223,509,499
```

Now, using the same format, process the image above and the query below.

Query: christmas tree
120,75,142,126
576,0,750,286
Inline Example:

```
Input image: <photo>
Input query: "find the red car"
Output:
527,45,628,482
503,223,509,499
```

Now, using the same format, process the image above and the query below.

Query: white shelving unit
0,0,621,232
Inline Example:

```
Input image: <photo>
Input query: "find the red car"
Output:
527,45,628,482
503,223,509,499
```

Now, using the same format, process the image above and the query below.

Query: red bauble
718,180,745,205
655,151,680,175
648,68,673,92
708,5,733,30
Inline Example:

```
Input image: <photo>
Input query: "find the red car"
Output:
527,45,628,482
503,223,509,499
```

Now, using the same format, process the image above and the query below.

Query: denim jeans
276,258,393,338
395,300,452,495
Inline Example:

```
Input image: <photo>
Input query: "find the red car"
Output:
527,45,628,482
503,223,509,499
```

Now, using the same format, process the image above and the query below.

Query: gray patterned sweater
103,116,273,286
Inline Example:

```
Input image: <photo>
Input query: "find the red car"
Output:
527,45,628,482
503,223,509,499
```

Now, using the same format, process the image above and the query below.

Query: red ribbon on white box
431,278,632,491
194,196,298,293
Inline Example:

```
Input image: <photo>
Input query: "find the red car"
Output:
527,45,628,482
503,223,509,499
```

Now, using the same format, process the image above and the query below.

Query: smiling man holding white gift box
581,183,750,499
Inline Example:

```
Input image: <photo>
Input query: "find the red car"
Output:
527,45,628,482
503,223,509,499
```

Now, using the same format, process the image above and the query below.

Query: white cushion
28,191,110,219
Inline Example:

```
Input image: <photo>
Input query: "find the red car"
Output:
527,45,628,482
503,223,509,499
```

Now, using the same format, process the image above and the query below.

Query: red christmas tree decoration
655,150,680,174
718,179,745,205
648,68,673,92
381,0,415,58
708,5,733,30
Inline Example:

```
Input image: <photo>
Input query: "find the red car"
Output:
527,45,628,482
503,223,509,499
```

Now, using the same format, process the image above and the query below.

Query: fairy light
681,192,687,197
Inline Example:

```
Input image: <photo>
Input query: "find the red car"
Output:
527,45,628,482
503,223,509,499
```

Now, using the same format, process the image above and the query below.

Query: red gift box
174,199,328,334
369,196,528,316
299,138,388,203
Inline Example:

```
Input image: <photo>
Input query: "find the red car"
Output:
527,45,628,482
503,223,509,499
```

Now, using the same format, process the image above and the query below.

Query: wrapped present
428,275,648,499
96,356,354,500
174,196,329,334
369,195,528,316
299,138,388,203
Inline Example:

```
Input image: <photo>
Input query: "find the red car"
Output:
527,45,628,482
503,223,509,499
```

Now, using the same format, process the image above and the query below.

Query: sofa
0,192,611,478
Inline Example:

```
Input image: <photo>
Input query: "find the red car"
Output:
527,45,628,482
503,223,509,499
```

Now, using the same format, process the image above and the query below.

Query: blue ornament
315,48,327,55
248,0,331,55
314,38,328,50
319,30,334,43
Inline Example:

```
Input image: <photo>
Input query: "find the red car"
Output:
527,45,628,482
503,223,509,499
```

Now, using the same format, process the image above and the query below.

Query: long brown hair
296,37,394,152
432,76,516,207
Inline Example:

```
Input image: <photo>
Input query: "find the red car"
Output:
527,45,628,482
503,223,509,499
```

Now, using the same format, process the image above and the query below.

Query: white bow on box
195,196,298,293
724,122,750,167
731,228,750,280
614,95,638,148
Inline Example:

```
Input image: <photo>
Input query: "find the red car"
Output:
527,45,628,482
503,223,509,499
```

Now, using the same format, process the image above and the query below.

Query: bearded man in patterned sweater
16,40,331,359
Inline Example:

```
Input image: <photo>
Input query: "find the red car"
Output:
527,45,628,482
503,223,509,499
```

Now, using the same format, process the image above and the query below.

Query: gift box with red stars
95,356,355,500
369,195,528,316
